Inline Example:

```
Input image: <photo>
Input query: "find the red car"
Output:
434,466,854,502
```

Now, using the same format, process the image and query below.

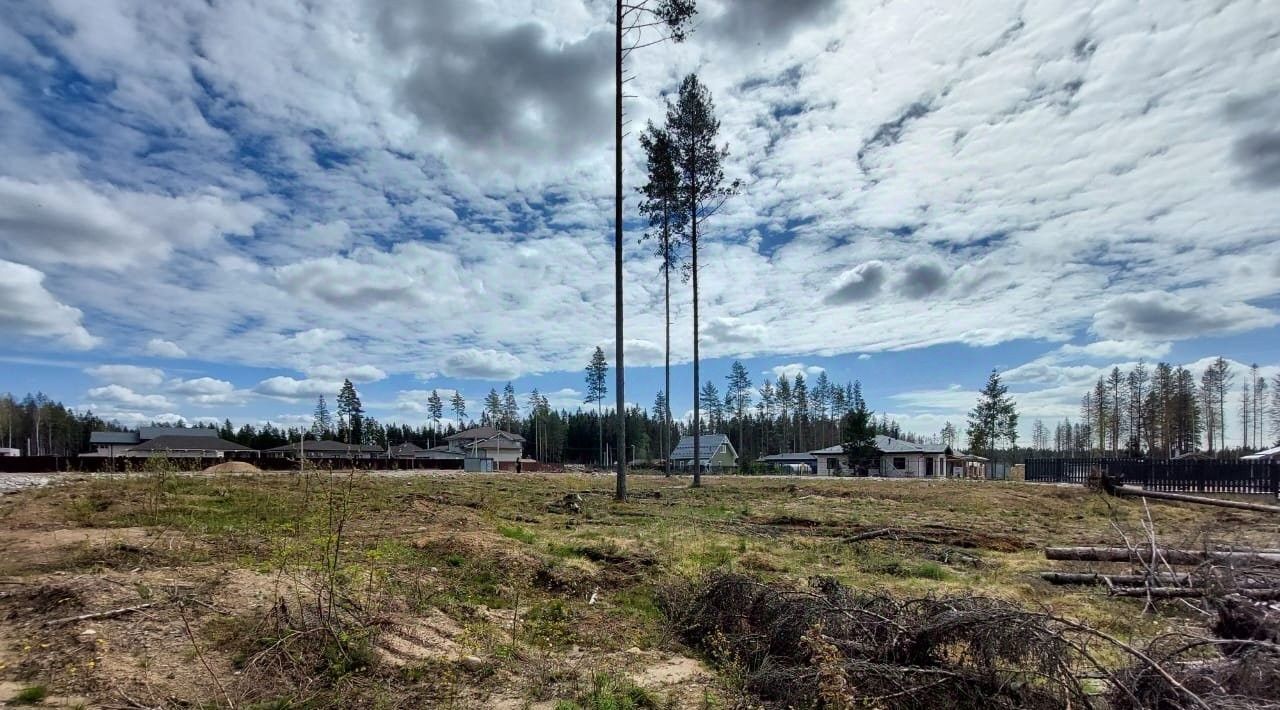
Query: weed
14,685,48,704
499,524,537,544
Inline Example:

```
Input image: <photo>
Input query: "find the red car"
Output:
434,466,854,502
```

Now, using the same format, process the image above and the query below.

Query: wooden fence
1025,457,1280,495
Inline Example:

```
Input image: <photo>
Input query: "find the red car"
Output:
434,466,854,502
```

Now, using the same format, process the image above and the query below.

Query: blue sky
1,0,1278,445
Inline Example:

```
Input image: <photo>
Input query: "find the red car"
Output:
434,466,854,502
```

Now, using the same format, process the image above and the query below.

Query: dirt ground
0,471,1275,708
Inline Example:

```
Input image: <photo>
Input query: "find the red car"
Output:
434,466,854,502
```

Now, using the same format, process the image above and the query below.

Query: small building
669,434,738,472
809,435,980,478
757,452,817,474
444,426,525,471
0,448,19,457
122,434,255,459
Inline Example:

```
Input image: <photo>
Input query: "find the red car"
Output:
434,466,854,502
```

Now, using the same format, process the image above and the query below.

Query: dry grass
0,470,1274,707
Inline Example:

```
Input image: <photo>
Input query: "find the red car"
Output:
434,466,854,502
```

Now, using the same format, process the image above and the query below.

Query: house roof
669,434,735,463
129,435,253,452
446,426,525,443
1242,445,1280,460
389,442,423,456
90,431,140,444
140,426,218,440
809,435,954,457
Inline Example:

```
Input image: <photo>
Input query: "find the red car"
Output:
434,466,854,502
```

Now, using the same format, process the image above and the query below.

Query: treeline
0,393,127,456
1029,358,1278,458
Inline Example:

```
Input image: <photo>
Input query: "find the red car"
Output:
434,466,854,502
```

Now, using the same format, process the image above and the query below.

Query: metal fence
1025,457,1280,495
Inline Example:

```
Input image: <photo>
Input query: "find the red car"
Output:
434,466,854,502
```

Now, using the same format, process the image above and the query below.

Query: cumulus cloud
0,177,262,270
253,376,338,400
897,257,950,299
0,260,99,349
708,0,840,47
85,364,165,388
440,348,523,380
144,339,187,358
704,317,767,346
824,261,887,305
768,363,825,380
167,377,249,406
1055,339,1172,361
85,384,175,410
1092,292,1279,340
373,0,610,161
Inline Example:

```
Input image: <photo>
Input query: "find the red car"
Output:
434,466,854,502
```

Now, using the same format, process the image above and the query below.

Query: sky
1,0,1278,447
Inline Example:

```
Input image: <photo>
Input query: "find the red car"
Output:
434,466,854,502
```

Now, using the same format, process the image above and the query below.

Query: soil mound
202,461,263,474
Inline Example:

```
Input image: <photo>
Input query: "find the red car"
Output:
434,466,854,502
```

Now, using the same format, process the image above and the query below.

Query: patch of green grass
559,673,659,710
498,524,537,544
908,561,952,581
14,685,48,704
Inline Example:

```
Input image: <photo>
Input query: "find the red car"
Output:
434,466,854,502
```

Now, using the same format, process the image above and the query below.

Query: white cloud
86,364,166,388
1092,292,1278,340
440,348,523,380
253,376,338,400
0,260,99,349
768,363,826,380
85,384,175,410
824,261,887,305
304,364,388,383
144,339,187,358
704,317,767,346
0,177,262,270
857,354,872,360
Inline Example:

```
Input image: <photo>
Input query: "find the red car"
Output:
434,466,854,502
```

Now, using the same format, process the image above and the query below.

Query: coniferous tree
725,361,752,467
450,391,467,428
700,380,722,433
613,1,698,499
841,383,876,474
966,370,1019,469
312,395,333,439
940,421,957,447
639,121,688,476
336,379,364,445
585,347,609,467
427,389,443,445
793,374,810,452
666,73,738,487
502,382,519,430
484,388,503,426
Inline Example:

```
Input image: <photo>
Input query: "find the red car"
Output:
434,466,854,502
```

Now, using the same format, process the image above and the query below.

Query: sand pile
202,461,263,474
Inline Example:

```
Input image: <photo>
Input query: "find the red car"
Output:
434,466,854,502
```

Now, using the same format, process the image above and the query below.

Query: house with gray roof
809,435,982,477
669,434,737,472
443,426,525,470
87,426,232,458
123,435,255,458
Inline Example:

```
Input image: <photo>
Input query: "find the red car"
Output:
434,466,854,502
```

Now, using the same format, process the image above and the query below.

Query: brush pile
664,573,1280,709
662,573,1087,709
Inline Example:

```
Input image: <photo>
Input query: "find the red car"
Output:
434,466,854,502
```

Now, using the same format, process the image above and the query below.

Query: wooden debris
1108,485,1280,514
43,602,159,626
1045,546,1280,565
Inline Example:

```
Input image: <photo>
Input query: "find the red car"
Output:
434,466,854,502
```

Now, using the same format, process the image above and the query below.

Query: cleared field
0,471,1273,708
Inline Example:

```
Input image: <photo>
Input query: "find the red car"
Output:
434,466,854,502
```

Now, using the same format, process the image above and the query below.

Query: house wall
879,453,947,477
95,443,134,457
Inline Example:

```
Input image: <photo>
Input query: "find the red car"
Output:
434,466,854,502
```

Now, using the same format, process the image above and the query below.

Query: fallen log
1109,485,1280,514
43,602,159,627
1045,547,1280,565
1109,586,1280,601
1039,571,1192,586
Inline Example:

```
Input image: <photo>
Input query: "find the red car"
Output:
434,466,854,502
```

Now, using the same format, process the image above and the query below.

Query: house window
893,457,907,470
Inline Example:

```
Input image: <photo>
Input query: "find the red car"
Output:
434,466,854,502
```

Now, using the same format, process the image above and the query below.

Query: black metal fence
1025,457,1280,495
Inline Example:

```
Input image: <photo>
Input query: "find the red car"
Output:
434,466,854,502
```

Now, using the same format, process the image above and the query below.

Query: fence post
1271,462,1278,498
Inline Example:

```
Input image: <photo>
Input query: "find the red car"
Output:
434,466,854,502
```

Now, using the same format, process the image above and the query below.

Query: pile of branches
661,573,1088,709
664,573,1280,709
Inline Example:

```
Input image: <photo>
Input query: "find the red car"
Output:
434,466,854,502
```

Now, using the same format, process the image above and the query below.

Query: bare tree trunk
613,0,627,500
664,250,671,478
691,186,701,487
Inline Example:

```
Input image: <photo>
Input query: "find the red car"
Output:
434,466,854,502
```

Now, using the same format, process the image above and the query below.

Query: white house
444,426,525,470
809,435,978,477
